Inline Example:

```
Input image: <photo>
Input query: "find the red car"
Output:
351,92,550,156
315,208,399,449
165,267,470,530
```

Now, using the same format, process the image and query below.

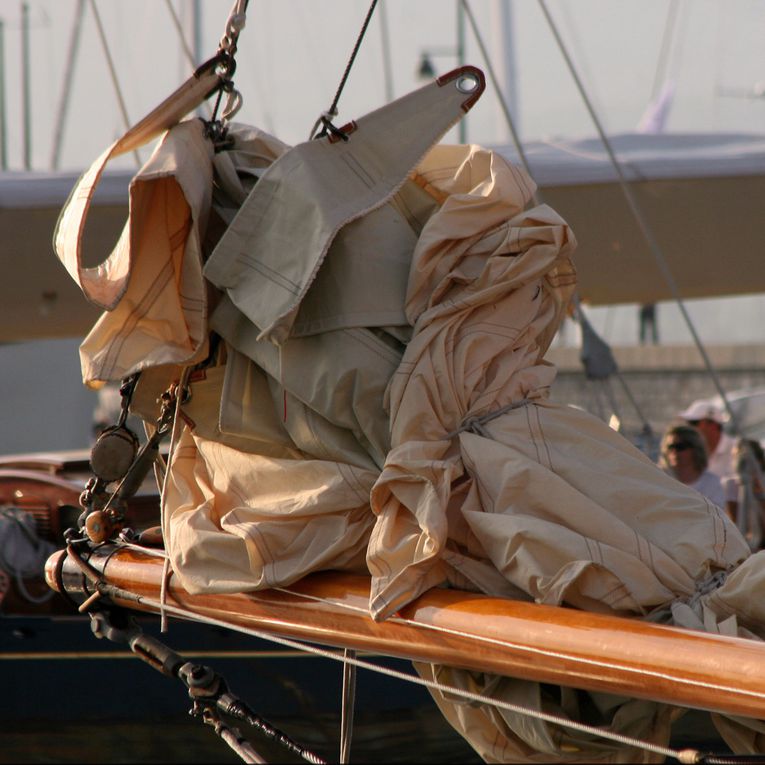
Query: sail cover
9,131,765,343
53,72,765,762
493,132,765,306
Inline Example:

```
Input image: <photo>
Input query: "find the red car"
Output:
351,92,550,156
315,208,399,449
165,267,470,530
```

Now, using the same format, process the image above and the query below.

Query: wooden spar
46,545,765,720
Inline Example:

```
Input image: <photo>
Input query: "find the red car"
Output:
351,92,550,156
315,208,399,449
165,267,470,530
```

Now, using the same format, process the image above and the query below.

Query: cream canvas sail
50,65,765,762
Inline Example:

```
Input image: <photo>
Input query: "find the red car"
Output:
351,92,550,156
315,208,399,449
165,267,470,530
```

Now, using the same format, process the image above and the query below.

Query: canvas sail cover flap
202,67,485,345
67,121,288,385
76,120,213,383
55,69,765,761
53,63,221,310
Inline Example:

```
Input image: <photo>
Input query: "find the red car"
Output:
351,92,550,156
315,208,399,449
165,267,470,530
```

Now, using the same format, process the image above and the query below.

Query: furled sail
53,66,765,762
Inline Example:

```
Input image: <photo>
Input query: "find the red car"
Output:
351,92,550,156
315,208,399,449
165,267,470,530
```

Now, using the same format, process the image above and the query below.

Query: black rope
314,0,379,139
84,604,327,764
216,693,326,764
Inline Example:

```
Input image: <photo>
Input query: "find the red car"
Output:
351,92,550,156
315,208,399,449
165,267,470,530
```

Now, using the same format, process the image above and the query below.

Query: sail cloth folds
77,121,213,383
53,63,221,311
54,65,765,762
203,67,485,345
160,71,487,594
53,118,289,386
359,144,756,760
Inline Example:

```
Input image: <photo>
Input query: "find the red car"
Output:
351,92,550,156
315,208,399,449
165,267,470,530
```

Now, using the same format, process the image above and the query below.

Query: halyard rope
310,0,379,140
158,367,191,633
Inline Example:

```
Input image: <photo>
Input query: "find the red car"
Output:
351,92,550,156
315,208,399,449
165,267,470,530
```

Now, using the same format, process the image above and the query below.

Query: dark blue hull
1,611,480,763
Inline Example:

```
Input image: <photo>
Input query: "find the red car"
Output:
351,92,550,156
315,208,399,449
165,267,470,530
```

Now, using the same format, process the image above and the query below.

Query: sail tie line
446,398,531,439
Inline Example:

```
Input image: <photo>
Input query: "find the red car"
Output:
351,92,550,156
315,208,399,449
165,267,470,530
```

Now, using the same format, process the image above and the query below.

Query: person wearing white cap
678,399,736,481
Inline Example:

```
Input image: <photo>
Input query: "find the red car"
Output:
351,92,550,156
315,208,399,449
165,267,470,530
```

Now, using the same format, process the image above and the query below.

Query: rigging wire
161,0,215,121
650,0,681,101
310,0,380,140
460,0,655,443
162,0,199,71
272,584,765,707
101,583,691,763
49,0,86,170
459,1,537,203
339,648,357,764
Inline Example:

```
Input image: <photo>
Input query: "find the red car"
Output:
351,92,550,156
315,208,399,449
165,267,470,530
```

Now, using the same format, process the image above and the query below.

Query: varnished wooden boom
46,545,765,720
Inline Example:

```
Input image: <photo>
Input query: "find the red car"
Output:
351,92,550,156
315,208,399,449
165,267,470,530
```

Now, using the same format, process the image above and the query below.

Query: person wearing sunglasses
659,423,725,509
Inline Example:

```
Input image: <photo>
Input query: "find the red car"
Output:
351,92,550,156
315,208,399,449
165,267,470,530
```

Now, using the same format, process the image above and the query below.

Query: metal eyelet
455,72,481,94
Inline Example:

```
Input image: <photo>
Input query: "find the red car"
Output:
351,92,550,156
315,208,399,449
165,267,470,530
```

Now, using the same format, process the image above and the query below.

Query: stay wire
88,0,141,167
535,0,744,440
102,580,691,763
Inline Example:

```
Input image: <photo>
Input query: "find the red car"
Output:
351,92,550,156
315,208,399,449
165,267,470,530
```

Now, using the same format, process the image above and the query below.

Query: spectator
723,438,765,550
638,303,658,345
659,423,725,508
677,399,736,482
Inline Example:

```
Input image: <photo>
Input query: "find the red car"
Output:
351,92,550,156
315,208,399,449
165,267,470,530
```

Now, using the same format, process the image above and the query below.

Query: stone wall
545,344,765,442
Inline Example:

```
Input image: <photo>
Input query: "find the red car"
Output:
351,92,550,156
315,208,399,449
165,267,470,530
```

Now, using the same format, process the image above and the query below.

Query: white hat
678,399,726,424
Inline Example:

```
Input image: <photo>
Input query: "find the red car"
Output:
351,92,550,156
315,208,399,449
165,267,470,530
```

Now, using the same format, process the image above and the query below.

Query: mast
50,0,86,171
0,18,7,170
21,1,31,169
489,0,518,141
192,0,202,66
379,0,394,103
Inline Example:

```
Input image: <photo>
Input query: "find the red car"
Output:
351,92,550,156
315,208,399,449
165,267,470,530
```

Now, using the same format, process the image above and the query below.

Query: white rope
446,398,530,439
113,587,687,762
274,584,765,706
220,0,248,50
158,368,191,632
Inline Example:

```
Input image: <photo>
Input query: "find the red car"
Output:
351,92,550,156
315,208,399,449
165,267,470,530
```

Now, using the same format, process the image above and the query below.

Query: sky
1,0,765,453
2,0,765,172
2,0,765,348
